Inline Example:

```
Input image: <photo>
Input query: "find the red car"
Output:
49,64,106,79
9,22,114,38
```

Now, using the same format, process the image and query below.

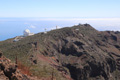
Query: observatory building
23,29,34,37
13,29,34,42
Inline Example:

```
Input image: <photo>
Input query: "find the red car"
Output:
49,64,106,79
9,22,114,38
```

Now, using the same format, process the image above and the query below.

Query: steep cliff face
0,24,120,80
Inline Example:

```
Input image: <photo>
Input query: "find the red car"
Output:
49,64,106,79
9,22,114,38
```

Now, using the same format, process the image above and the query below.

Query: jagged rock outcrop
0,51,31,80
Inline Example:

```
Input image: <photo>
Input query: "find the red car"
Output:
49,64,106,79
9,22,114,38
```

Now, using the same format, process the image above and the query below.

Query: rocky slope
0,24,120,80
0,51,30,80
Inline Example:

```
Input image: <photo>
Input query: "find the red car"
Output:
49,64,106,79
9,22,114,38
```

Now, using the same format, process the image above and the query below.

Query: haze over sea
0,17,120,41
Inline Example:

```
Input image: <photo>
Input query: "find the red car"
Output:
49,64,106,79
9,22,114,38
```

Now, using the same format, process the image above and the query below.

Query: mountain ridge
0,24,120,80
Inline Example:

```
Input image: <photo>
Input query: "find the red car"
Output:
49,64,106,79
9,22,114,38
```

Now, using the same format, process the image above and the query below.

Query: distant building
13,36,23,42
74,23,83,26
78,23,82,26
23,29,34,36
56,26,58,29
13,29,34,42
44,28,47,34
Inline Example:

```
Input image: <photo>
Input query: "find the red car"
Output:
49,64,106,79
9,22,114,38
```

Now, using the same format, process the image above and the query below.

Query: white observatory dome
23,29,30,36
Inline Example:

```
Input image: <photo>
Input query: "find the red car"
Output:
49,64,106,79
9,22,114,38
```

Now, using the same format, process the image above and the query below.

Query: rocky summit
0,24,120,80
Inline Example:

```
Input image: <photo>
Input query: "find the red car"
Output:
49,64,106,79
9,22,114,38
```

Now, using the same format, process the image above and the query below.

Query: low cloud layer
24,18,120,31
29,25,36,28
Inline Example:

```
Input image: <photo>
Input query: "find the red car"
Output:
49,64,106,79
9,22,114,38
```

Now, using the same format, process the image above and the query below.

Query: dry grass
17,61,31,75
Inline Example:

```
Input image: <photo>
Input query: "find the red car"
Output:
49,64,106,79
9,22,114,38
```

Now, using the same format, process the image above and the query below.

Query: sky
0,0,120,18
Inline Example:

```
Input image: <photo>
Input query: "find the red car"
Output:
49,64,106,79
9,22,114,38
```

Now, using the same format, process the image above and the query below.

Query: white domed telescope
23,29,34,37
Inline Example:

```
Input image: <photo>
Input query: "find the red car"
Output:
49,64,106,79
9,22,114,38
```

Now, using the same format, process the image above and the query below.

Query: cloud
29,25,36,28
24,22,36,28
24,22,29,25
24,18,120,31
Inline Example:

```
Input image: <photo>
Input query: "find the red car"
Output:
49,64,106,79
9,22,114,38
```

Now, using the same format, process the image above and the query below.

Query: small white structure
44,28,47,34
56,26,58,29
23,29,34,36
